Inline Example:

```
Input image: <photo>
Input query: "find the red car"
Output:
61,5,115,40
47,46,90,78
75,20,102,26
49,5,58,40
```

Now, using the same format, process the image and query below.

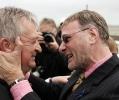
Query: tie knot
72,73,85,91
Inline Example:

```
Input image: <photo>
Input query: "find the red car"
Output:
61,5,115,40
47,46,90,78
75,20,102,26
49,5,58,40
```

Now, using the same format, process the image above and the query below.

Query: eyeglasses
61,28,89,44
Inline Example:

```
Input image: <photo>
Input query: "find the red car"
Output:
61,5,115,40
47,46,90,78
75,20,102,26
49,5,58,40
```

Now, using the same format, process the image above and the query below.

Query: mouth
32,57,35,61
67,53,73,62
32,54,36,60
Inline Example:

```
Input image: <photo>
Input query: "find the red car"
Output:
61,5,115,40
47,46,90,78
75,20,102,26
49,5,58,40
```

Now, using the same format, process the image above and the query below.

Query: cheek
72,41,87,61
21,52,27,66
76,37,89,51
21,49,31,64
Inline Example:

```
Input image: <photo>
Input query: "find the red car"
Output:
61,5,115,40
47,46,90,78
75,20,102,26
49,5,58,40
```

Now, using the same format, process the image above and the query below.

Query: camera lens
42,32,54,43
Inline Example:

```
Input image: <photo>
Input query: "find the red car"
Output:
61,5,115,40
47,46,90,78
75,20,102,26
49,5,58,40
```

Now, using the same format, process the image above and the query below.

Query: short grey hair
0,7,38,42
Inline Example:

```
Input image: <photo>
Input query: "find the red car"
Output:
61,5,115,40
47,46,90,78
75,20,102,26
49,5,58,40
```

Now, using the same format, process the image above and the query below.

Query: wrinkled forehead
61,21,81,35
29,32,39,39
21,31,40,41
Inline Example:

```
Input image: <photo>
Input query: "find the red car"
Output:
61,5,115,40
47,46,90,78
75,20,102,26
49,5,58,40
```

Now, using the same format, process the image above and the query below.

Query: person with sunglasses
58,10,119,100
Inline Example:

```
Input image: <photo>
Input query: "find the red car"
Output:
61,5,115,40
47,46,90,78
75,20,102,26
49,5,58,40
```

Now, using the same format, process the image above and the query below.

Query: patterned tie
72,73,85,91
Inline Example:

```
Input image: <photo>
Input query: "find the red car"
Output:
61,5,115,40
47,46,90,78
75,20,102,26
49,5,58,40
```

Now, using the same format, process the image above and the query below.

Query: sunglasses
61,28,89,44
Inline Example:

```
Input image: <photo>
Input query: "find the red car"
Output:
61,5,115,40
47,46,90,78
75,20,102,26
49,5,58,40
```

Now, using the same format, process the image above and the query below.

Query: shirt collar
85,53,112,78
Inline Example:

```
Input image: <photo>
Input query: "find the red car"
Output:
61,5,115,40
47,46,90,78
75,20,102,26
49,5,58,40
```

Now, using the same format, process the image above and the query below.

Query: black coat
29,74,63,100
30,54,119,100
0,80,13,100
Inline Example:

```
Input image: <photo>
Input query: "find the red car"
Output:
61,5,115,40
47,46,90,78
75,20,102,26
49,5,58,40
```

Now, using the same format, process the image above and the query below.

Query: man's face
20,18,42,74
59,21,91,70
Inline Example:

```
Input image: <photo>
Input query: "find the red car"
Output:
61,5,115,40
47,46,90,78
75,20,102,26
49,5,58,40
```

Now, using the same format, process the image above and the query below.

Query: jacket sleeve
21,92,41,100
28,74,63,100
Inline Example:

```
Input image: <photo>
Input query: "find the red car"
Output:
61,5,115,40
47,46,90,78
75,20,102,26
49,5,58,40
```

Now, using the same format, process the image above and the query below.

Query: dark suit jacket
0,79,41,100
59,54,119,100
0,80,13,100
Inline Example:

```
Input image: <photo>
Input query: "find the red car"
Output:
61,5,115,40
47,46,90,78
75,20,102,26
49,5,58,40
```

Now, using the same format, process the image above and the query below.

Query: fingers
48,42,59,50
37,31,43,36
37,32,45,44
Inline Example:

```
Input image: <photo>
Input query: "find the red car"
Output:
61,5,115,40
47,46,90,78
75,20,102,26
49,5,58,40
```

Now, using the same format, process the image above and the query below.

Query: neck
90,43,112,64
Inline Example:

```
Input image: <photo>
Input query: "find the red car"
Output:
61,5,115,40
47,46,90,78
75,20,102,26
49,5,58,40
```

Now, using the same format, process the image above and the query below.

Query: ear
0,38,14,52
88,28,99,44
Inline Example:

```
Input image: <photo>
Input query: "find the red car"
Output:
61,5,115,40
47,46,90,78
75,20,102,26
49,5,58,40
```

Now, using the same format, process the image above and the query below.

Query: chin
31,61,36,66
68,62,77,71
68,64,74,71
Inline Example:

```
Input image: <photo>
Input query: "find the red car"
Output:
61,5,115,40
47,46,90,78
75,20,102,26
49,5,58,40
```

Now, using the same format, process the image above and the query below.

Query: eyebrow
61,27,90,37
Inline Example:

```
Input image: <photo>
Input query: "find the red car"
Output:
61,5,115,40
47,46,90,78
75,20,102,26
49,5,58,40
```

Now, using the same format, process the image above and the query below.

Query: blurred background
0,0,119,48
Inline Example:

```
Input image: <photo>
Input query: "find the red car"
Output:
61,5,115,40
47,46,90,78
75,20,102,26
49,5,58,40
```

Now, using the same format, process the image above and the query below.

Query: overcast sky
0,0,119,25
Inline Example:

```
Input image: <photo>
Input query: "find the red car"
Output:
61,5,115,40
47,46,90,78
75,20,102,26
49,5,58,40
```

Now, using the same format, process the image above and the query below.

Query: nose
59,42,66,53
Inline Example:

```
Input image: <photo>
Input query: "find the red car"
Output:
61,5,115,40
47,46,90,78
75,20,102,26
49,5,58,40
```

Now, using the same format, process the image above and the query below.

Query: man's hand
0,37,24,85
51,75,70,84
46,36,59,51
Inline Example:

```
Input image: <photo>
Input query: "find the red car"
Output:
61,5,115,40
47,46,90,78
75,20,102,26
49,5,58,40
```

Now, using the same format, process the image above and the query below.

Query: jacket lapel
59,69,82,100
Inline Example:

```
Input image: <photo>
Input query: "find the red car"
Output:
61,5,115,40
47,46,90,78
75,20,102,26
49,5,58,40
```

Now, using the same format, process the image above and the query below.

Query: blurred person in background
107,36,118,54
34,18,71,79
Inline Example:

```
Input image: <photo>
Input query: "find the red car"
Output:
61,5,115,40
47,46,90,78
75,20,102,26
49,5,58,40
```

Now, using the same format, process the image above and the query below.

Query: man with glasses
1,9,119,100
58,10,119,100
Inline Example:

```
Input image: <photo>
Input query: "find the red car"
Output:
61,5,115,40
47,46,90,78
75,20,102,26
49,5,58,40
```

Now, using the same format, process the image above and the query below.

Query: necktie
72,73,85,91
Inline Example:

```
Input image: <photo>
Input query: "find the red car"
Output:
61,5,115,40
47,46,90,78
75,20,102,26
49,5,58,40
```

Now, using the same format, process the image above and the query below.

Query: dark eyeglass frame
61,28,89,44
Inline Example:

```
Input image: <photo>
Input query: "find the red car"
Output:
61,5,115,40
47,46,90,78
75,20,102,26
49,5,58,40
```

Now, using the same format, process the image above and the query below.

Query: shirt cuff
10,80,33,100
45,78,52,83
